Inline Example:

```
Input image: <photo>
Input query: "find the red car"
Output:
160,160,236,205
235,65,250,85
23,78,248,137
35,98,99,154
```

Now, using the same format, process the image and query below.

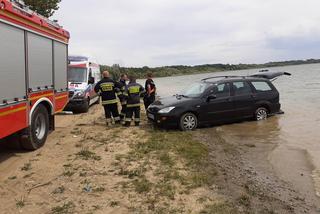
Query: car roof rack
201,76,244,81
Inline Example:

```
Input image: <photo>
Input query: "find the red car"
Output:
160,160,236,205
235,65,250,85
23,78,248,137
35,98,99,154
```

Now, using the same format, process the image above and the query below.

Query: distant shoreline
101,59,320,79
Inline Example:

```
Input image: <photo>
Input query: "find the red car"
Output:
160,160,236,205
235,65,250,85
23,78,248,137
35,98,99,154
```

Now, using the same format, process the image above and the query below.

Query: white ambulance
65,56,101,113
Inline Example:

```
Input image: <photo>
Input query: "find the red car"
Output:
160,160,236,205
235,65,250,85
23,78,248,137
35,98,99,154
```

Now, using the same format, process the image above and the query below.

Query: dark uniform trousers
103,103,120,123
120,102,127,121
125,106,140,126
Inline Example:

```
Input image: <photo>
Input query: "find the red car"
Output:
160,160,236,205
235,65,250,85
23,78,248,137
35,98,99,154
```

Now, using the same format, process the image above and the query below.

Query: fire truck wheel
21,105,49,150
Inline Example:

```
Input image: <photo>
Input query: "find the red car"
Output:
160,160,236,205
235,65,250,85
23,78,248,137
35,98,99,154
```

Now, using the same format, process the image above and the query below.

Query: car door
199,82,234,123
231,81,255,118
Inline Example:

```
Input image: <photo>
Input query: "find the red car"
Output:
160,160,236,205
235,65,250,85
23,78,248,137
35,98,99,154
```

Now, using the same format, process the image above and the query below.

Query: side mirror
88,77,95,84
206,94,217,102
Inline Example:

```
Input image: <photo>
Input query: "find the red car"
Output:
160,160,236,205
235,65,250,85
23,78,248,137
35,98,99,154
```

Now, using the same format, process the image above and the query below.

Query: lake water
141,63,320,199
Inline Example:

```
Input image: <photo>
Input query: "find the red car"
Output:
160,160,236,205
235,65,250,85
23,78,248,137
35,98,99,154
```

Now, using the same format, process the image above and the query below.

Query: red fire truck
0,0,70,150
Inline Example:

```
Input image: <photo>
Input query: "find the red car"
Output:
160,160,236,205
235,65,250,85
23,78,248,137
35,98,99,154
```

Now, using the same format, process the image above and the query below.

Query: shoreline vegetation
101,59,320,79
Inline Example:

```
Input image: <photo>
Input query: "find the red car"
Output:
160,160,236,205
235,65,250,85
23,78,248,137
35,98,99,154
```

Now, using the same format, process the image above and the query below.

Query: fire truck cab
65,56,101,113
0,0,70,150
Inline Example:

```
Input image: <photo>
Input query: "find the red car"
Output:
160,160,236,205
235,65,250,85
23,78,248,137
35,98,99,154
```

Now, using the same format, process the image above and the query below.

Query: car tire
20,105,49,150
179,112,198,131
255,107,268,121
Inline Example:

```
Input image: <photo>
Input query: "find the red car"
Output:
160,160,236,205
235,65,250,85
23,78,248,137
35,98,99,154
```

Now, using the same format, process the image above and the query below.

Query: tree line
101,59,320,80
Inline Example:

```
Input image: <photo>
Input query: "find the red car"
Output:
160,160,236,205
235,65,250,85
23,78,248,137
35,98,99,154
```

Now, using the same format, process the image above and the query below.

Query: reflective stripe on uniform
129,86,140,94
114,117,120,121
127,103,140,108
100,82,114,91
102,99,118,105
134,118,140,122
125,118,132,122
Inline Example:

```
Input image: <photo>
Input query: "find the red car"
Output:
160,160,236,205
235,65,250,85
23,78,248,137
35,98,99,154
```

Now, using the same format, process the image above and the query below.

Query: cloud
53,0,320,67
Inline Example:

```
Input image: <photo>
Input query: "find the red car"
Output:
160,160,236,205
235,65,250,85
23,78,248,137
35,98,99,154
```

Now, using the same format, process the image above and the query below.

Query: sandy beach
0,105,319,213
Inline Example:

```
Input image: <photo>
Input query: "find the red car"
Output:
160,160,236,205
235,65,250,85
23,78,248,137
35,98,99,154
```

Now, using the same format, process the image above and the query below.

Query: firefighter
118,74,128,123
94,70,122,126
124,75,145,127
143,72,156,110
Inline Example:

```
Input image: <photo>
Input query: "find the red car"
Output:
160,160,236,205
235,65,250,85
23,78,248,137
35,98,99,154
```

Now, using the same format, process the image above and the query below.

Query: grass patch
132,131,208,166
118,167,145,179
51,202,75,214
8,176,17,180
23,173,34,179
21,162,32,171
159,153,174,166
93,186,105,192
200,202,237,214
15,197,25,209
62,170,75,177
76,148,101,161
133,178,152,193
52,186,65,194
156,181,176,200
109,201,119,207
238,193,250,207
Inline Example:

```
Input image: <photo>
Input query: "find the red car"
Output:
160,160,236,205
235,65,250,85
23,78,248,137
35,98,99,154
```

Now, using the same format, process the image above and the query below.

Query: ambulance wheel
79,98,90,113
21,105,49,150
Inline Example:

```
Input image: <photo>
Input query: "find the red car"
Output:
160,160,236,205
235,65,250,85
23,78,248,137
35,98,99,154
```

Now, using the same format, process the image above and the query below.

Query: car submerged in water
147,70,291,131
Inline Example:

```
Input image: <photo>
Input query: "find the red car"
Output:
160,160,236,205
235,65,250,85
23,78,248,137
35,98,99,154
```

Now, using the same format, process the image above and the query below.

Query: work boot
124,121,131,127
134,119,140,127
114,117,121,125
106,118,112,127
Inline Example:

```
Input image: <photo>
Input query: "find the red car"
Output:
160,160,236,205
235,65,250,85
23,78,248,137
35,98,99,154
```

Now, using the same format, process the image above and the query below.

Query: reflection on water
144,63,320,197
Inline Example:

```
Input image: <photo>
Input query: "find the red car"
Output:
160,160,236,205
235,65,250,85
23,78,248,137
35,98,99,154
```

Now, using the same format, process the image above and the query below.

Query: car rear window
251,81,272,92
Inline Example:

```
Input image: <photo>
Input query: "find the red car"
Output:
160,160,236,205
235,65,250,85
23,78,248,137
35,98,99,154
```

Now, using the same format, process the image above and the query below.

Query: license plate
147,113,155,120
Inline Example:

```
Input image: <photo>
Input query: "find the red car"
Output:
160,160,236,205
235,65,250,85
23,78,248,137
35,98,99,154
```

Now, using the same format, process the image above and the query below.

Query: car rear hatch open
250,70,291,80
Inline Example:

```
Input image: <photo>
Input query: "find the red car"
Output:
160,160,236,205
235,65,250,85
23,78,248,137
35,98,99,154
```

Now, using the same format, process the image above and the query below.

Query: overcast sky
53,0,320,67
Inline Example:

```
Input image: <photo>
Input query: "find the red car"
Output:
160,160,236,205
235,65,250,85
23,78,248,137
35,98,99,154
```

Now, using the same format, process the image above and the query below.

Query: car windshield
179,82,210,98
68,67,87,83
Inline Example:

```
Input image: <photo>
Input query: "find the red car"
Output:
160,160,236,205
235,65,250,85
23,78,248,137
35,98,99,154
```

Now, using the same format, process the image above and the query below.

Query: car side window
251,81,272,92
232,81,252,96
214,83,230,98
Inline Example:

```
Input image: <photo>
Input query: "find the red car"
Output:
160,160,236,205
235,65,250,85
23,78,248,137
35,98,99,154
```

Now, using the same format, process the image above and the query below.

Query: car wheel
21,104,49,150
179,112,198,131
255,107,268,121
